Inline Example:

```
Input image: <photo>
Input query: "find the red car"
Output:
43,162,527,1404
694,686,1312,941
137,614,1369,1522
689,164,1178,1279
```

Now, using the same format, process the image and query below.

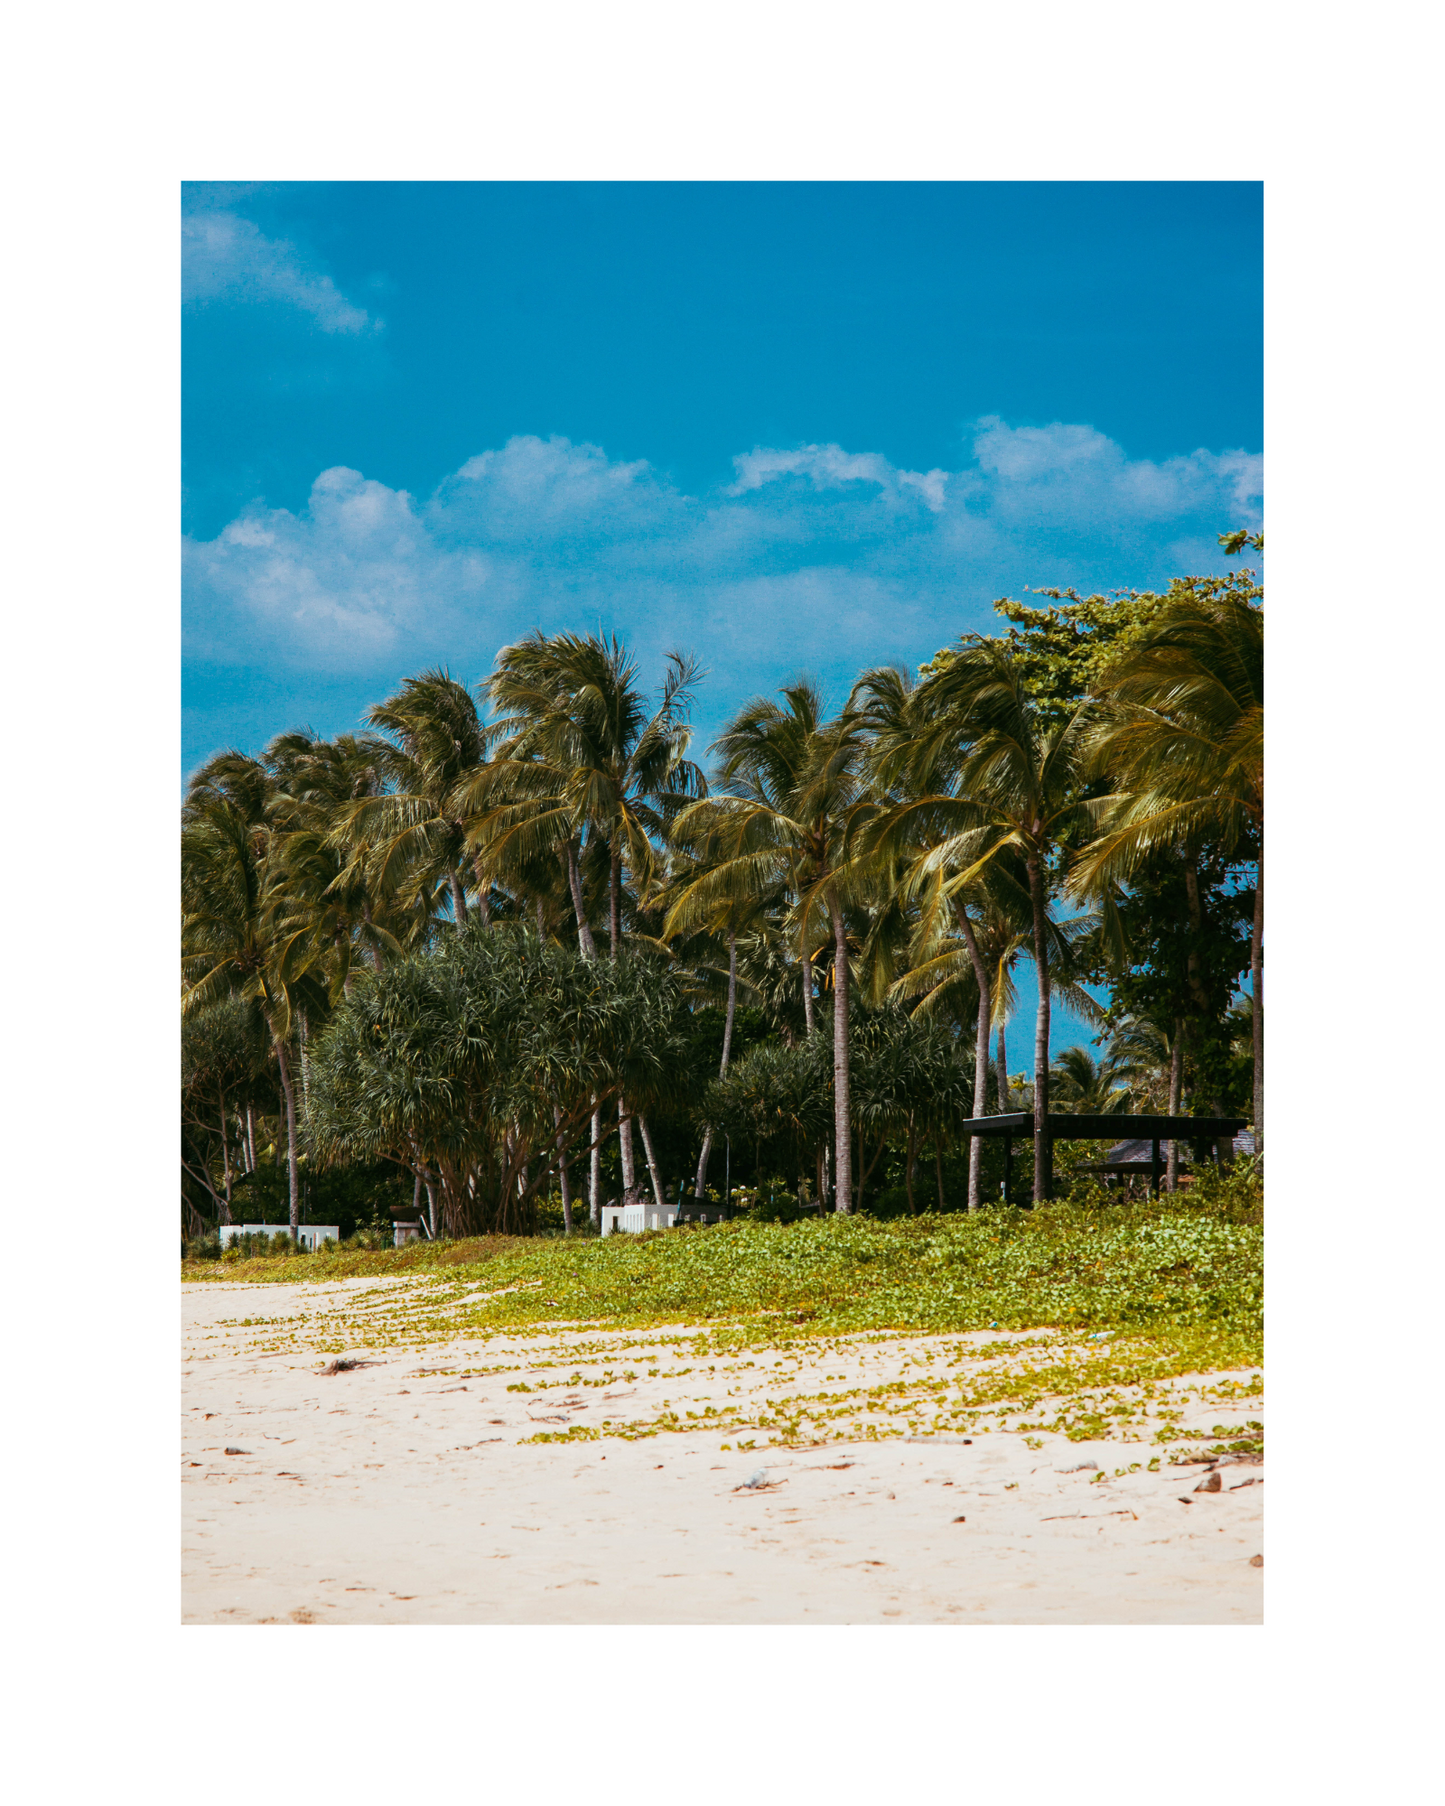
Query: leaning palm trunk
801,947,816,1035
950,899,991,1210
618,1101,638,1199
217,1086,234,1224
1027,854,1051,1203
553,1105,573,1235
589,1101,601,1225
565,842,603,1223
1166,1020,1185,1192
638,1115,667,1211
565,840,598,960
829,890,853,1213
1252,846,1263,1149
273,1033,301,1235
695,929,738,1198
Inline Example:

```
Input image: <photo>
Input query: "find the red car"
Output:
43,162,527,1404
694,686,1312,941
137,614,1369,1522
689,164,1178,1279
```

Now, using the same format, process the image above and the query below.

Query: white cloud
729,443,949,512
182,210,378,336
185,467,485,665
430,435,685,547
969,415,1263,525
185,421,1263,699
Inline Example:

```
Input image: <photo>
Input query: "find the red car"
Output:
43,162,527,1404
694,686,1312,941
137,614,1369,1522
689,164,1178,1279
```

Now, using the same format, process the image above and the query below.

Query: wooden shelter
953,1112,1249,1201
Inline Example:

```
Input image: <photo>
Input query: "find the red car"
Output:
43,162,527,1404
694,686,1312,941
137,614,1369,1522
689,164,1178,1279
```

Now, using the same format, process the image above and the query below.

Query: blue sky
182,180,1262,1069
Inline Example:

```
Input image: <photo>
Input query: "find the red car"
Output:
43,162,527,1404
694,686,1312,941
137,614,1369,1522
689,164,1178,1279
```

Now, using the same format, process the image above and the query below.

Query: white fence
600,1201,677,1235
218,1223,339,1252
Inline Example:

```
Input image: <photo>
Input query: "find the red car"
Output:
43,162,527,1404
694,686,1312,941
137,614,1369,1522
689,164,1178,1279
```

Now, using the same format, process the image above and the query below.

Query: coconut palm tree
476,634,705,952
666,682,880,1212
901,640,1098,1200
336,670,493,929
473,633,706,1212
1074,579,1263,1144
1048,1045,1135,1114
264,731,418,1001
856,663,1023,1209
181,768,320,1236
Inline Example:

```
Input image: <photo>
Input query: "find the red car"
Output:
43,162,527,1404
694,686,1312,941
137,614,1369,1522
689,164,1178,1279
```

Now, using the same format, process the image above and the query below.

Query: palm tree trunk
472,852,491,925
934,1143,945,1210
553,1105,573,1235
1027,852,1051,1203
244,1102,256,1173
905,1113,918,1215
609,840,621,955
694,1128,715,1201
830,889,853,1214
618,1101,637,1199
1166,1019,1185,1193
298,1008,311,1116
1251,845,1263,1150
589,1100,602,1226
723,929,737,1065
565,841,598,960
450,868,469,925
273,1035,301,1236
638,1115,666,1211
801,947,816,1035
695,929,738,1198
217,1085,234,1224
996,1024,1008,1115
950,899,991,1211
1183,861,1209,1014
361,901,384,975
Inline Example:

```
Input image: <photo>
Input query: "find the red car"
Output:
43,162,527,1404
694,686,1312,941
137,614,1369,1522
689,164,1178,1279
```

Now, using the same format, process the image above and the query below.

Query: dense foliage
181,539,1262,1241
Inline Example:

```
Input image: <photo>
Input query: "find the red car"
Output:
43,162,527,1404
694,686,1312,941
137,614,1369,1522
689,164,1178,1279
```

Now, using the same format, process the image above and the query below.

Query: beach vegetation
180,537,1262,1250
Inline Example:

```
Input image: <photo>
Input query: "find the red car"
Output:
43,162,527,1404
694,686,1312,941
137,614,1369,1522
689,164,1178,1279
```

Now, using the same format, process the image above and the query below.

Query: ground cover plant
187,1192,1259,1370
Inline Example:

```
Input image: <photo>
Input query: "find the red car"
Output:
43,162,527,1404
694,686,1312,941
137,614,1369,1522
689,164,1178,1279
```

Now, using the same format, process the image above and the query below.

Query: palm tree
857,663,1024,1209
181,766,318,1236
337,670,493,929
906,640,1097,1201
659,851,786,1199
478,634,705,952
264,731,415,1001
475,633,706,1212
1048,1045,1135,1114
1074,579,1264,1144
666,682,879,1212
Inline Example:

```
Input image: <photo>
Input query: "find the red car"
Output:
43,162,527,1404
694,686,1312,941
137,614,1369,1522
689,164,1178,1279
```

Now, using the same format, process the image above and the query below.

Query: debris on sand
321,1358,374,1376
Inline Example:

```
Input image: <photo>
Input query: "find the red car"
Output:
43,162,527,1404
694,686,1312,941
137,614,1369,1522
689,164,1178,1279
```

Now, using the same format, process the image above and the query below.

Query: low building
600,1197,678,1235
218,1223,339,1251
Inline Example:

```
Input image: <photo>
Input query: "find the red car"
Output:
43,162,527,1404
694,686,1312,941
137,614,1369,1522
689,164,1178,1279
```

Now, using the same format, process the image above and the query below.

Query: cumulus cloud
185,467,488,666
182,209,378,335
729,443,949,513
184,419,1262,703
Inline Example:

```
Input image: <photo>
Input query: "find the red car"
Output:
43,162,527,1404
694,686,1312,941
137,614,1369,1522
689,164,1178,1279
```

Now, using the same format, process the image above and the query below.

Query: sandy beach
182,1275,1263,1624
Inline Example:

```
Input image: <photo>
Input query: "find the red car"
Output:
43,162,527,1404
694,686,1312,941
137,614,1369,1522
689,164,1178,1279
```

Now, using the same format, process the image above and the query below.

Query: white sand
182,1275,1263,1624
